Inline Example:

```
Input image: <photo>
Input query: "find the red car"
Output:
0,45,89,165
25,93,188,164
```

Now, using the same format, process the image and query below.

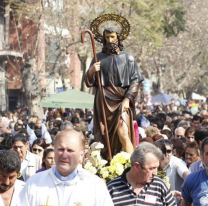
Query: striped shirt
107,168,176,206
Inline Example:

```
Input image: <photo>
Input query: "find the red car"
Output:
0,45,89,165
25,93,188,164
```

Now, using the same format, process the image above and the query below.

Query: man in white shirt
12,134,42,181
157,140,190,191
0,150,25,206
19,129,114,206
157,140,190,205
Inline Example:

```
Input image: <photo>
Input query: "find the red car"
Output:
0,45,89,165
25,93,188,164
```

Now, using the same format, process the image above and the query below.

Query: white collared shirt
18,166,114,206
20,150,30,181
164,155,189,191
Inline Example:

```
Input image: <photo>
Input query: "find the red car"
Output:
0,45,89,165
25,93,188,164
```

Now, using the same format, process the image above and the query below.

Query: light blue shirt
54,167,78,181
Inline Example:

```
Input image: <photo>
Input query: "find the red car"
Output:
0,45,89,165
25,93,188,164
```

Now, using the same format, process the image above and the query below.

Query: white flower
101,170,109,179
91,151,100,158
84,161,92,170
97,159,108,168
114,163,124,175
88,166,97,174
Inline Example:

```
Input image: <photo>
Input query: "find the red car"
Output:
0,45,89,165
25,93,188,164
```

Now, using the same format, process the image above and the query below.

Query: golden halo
90,13,131,43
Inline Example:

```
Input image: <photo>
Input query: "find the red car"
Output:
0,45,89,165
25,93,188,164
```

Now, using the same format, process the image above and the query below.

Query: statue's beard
102,41,119,54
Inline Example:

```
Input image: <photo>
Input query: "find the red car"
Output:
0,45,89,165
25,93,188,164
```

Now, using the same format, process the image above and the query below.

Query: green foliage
163,5,186,37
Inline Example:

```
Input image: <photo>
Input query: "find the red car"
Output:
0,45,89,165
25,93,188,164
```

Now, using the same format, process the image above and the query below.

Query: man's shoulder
186,168,206,181
152,176,168,188
120,51,135,61
26,168,50,183
15,179,25,188
107,176,122,187
170,155,186,166
190,159,203,172
28,151,42,160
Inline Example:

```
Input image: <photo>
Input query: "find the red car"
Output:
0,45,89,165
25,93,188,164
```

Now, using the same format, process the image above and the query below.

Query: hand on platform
121,98,130,114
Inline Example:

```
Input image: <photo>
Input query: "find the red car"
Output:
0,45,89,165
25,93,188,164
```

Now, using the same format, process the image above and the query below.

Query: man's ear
134,161,140,169
26,141,30,148
80,150,84,159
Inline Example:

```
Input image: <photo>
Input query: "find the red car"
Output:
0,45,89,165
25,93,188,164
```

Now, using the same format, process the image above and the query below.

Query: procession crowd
0,100,208,205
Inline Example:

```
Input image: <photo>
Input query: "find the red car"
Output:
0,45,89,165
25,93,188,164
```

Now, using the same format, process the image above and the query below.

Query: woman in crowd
184,127,195,142
184,141,200,168
170,138,185,159
31,138,48,158
36,148,55,173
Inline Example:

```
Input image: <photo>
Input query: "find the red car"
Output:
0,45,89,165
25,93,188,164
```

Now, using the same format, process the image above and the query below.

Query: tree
4,0,187,116
142,0,208,99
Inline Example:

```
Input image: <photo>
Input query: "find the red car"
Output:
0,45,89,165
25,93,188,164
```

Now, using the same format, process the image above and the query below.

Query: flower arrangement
83,142,131,183
83,142,108,175
157,170,171,189
99,151,131,182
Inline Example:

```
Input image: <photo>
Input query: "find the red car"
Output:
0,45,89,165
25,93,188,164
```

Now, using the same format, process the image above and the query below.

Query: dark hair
201,137,208,155
150,117,164,130
0,150,21,173
71,116,80,124
192,115,203,123
170,138,185,159
12,133,28,145
161,129,172,139
156,113,167,122
34,128,42,138
42,148,54,168
156,139,173,149
32,138,47,149
185,141,199,156
1,132,13,139
185,127,195,138
49,127,59,136
14,122,25,132
194,128,208,144
28,122,36,130
154,141,167,155
1,134,13,149
102,26,123,51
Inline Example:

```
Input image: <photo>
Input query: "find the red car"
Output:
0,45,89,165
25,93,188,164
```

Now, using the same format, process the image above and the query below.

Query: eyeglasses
166,149,172,154
32,148,43,152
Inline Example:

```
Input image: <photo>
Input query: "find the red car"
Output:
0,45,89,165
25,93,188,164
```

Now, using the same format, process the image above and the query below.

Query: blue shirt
54,167,78,181
182,169,208,206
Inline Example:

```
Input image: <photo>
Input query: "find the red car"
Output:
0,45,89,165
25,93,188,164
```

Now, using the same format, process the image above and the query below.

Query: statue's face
104,31,118,44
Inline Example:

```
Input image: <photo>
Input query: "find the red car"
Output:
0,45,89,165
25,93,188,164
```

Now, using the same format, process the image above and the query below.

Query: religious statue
84,14,144,158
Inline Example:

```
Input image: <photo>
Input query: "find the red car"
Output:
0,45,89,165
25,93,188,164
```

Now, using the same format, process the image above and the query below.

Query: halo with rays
90,13,131,43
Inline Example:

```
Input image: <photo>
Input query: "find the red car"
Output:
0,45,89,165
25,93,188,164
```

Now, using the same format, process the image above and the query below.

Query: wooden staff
81,29,112,160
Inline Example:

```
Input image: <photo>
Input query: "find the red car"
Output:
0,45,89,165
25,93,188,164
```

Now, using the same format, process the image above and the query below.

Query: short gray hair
60,121,73,131
130,142,163,167
177,120,190,128
175,127,185,135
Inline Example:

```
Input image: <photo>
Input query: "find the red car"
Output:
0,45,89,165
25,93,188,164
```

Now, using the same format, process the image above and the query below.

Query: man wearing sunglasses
156,139,190,205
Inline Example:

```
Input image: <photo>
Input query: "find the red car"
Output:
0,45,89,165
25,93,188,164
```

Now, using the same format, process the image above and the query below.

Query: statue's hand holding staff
89,62,101,78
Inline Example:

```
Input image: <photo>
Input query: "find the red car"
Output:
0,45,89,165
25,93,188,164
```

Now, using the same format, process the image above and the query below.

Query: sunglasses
32,148,43,152
166,149,172,154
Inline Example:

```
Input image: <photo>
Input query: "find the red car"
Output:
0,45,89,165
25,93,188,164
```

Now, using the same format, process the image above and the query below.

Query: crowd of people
0,100,207,205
